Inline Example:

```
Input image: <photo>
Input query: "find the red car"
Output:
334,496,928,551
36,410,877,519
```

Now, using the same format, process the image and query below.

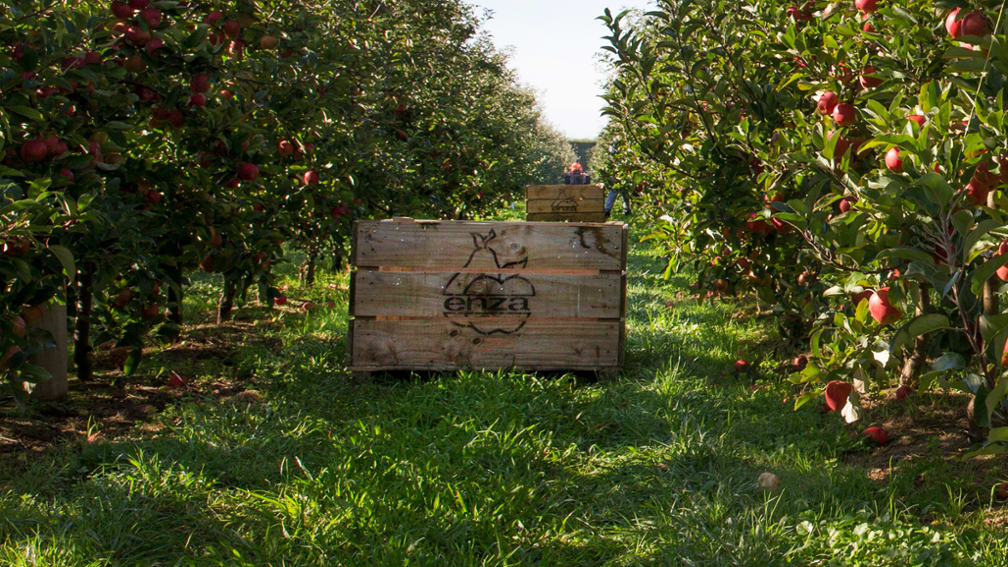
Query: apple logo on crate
551,196,579,214
443,229,535,335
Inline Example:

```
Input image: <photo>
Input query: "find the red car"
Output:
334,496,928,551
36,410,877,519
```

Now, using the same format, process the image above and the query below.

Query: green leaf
985,378,1008,424
7,105,44,121
793,390,818,411
988,426,1008,444
48,245,75,278
970,253,1008,294
891,314,950,352
926,352,966,376
964,219,1004,263
964,443,1006,458
123,347,142,376
877,247,935,265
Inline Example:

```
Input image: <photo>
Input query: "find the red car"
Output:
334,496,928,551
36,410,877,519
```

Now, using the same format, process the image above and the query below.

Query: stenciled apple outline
442,229,535,335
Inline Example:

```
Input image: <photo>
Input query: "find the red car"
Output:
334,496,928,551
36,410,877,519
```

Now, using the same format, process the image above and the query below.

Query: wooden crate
348,218,627,377
526,184,605,222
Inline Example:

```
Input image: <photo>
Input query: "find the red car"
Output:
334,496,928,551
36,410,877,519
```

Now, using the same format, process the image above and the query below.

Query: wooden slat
526,212,606,222
353,220,625,271
352,270,623,318
349,319,622,371
525,185,605,200
526,199,605,214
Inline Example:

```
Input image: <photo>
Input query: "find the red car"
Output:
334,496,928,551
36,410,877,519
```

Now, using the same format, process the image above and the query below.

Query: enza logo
443,230,535,335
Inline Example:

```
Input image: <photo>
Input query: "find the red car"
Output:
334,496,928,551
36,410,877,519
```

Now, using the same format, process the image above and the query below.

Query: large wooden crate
348,218,626,376
526,184,605,222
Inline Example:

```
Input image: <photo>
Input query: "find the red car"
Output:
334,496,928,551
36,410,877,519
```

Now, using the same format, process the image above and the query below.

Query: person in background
565,161,590,185
604,185,630,218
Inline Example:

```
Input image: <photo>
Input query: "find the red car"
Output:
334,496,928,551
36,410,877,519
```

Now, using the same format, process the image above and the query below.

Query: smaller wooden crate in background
526,184,605,222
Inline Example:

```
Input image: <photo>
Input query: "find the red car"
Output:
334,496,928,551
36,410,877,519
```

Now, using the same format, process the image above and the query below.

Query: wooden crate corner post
348,219,626,377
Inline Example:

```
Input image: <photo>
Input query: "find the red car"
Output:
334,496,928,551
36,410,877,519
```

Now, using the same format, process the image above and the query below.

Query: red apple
260,35,278,50
965,177,990,206
817,91,838,115
278,140,294,156
141,7,162,27
832,102,856,127
223,20,241,39
10,315,26,337
125,26,150,46
838,197,853,213
114,288,133,308
734,360,750,372
189,93,207,107
895,384,915,400
854,0,876,13
145,37,164,54
141,302,160,320
301,301,314,312
129,0,149,8
859,65,881,89
111,1,132,19
274,294,287,306
124,54,146,73
237,162,259,181
946,8,963,38
205,10,224,26
792,354,808,370
908,114,926,127
869,287,901,325
20,139,48,163
302,170,319,185
191,73,211,93
824,380,853,411
862,426,888,445
0,345,21,371
885,147,903,172
863,20,875,32
961,11,989,37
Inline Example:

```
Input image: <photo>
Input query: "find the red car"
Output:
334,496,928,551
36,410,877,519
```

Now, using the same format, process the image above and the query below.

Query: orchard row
0,0,575,394
597,0,1008,448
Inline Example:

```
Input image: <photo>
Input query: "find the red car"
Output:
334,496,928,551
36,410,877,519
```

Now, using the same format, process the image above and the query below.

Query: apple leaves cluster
0,0,572,393
601,0,1008,449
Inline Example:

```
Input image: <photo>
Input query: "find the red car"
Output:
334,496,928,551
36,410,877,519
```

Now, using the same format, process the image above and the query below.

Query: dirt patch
843,391,1008,527
0,318,281,480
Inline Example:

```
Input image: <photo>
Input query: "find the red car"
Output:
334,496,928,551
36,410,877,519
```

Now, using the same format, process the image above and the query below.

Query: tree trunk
899,284,931,388
300,250,317,288
74,264,94,382
983,275,1000,389
216,279,235,324
27,302,68,400
167,265,183,326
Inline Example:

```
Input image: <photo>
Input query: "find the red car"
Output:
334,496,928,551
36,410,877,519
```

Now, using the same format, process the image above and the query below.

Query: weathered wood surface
525,212,606,222
352,270,623,318
348,218,627,373
527,200,604,214
352,219,626,271
526,184,605,222
349,319,623,371
526,184,605,201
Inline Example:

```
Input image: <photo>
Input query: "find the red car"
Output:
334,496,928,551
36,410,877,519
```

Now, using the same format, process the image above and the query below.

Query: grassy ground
1,218,1008,566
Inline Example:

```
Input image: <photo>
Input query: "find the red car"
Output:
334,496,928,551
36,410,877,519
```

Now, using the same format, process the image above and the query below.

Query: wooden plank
352,220,625,271
352,270,623,318
525,184,605,200
526,212,606,222
526,199,604,214
349,318,623,371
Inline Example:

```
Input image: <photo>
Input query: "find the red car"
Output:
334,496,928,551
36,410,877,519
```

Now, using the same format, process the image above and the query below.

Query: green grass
2,228,1008,566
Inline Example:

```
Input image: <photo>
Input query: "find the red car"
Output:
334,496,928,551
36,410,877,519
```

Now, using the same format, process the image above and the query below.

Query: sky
468,0,654,141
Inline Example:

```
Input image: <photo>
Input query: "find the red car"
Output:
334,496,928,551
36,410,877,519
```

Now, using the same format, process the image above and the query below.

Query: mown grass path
1,232,1007,566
